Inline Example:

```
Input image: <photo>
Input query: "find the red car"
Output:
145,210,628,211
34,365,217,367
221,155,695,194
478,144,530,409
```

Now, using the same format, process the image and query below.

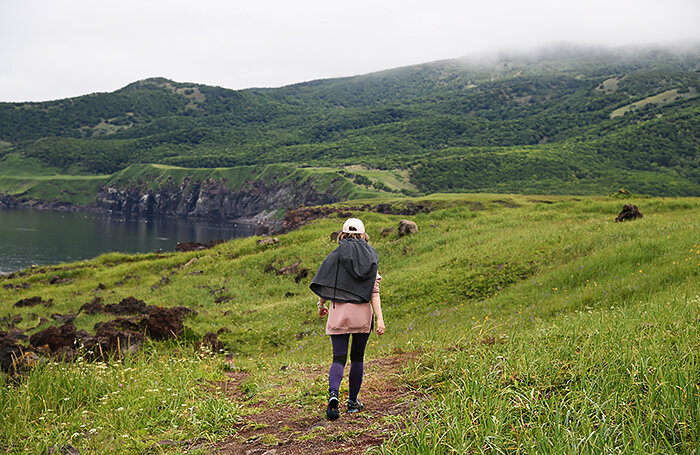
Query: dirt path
213,353,426,454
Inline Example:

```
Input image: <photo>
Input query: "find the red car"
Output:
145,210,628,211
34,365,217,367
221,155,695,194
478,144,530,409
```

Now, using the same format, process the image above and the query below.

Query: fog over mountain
1,0,699,101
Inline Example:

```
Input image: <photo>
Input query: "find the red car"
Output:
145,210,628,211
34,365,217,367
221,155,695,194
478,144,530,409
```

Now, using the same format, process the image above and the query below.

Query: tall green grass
378,291,698,454
1,194,698,453
0,342,242,453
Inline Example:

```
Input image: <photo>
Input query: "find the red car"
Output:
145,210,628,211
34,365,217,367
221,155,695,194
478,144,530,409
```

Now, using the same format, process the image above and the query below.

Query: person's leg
327,334,350,420
329,334,349,394
348,332,370,402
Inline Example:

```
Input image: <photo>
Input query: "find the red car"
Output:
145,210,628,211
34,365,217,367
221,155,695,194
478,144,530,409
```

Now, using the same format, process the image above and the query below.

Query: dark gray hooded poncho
310,238,379,303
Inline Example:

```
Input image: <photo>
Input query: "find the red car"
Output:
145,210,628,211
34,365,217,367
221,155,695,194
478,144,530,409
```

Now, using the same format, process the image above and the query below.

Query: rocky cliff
94,176,343,220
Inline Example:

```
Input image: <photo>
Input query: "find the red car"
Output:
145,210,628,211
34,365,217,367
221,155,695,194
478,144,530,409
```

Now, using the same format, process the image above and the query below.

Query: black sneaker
326,390,340,420
347,398,363,413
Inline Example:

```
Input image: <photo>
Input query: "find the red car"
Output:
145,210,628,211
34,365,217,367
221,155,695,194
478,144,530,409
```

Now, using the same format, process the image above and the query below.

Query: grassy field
1,194,698,453
610,88,699,118
308,165,420,194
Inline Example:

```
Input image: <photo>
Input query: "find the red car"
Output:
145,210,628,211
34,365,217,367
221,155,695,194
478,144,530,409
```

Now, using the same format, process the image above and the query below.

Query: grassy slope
611,88,699,117
0,156,381,206
0,195,698,453
106,163,379,201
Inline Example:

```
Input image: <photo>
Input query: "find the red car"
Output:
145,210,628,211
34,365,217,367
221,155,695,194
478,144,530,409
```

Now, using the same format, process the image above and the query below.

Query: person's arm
317,297,328,317
370,293,385,335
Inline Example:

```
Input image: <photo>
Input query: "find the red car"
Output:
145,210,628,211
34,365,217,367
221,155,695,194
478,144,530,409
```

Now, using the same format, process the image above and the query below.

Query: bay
0,208,256,274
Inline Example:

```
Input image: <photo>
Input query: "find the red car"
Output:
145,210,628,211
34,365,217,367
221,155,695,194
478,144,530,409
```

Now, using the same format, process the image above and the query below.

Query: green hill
1,45,699,199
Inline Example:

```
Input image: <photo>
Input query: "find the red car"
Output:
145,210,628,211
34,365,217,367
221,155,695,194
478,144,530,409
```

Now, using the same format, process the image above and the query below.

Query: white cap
342,218,365,234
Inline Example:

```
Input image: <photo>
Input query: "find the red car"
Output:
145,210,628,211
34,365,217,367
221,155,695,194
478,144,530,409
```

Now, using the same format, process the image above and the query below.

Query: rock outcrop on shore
94,177,342,220
0,176,345,227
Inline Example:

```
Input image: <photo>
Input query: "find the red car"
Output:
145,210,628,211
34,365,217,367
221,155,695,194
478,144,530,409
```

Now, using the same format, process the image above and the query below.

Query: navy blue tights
328,333,370,401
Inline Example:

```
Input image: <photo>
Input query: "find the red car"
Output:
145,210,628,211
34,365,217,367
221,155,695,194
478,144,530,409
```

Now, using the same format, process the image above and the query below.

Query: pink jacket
325,273,381,335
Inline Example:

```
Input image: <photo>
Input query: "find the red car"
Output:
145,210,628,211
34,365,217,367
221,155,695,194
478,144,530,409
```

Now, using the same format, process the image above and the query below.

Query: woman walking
310,218,386,420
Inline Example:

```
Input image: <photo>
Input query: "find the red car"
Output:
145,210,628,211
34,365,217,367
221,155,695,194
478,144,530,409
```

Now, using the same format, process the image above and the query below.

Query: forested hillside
1,45,699,196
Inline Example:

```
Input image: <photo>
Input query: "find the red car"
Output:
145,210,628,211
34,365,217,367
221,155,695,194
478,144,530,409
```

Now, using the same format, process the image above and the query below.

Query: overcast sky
1,0,699,102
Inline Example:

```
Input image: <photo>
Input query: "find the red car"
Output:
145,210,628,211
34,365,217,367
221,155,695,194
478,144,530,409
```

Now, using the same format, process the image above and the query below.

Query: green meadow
1,195,698,453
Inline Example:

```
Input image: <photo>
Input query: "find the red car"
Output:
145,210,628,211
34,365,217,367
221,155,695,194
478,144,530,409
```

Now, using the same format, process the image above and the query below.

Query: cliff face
94,177,342,219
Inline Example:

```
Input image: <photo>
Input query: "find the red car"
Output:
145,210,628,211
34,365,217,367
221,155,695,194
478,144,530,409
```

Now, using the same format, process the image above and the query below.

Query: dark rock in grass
95,282,106,291
171,305,198,318
79,297,104,315
51,313,77,324
0,344,40,374
14,296,54,308
294,267,309,283
0,331,25,373
175,239,224,252
200,285,228,296
151,276,171,291
268,260,299,275
380,227,395,237
3,283,14,290
104,296,147,315
94,317,145,333
14,296,41,307
214,295,234,304
615,204,643,222
89,322,144,355
49,275,72,285
199,332,224,352
114,274,140,286
398,220,419,236
52,345,77,362
145,307,185,339
266,259,310,283
0,315,22,330
216,327,231,335
5,328,28,342
29,323,76,352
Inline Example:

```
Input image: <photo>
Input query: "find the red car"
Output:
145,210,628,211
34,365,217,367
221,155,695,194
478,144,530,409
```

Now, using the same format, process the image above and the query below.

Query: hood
338,239,378,280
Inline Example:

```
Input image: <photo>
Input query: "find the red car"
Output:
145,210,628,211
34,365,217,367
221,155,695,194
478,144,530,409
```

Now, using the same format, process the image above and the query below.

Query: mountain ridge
0,44,698,199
